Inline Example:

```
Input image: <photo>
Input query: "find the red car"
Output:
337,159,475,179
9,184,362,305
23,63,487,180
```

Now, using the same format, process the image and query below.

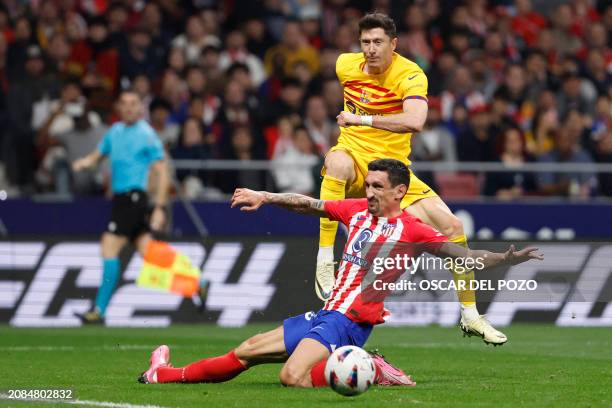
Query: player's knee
324,153,353,180
441,215,464,239
279,364,303,387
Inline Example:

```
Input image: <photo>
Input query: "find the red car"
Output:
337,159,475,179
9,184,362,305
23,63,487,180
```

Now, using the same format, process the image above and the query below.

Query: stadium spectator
536,126,596,198
219,30,266,87
171,15,219,64
524,50,553,101
37,99,107,195
260,76,305,127
416,107,457,178
264,20,320,77
592,126,612,196
216,126,267,194
199,44,224,94
272,125,320,195
494,64,532,129
34,0,63,50
556,69,593,117
550,4,583,58
412,98,457,189
427,49,458,96
149,98,179,147
5,45,56,191
140,2,172,58
458,105,498,162
526,94,559,155
321,77,343,120
467,50,498,101
226,63,261,112
46,32,71,78
6,16,33,82
483,126,537,199
583,48,612,97
66,16,119,94
171,116,212,198
119,27,163,81
511,0,547,47
304,94,338,154
167,46,186,75
214,80,257,152
105,2,129,44
243,16,276,59
440,66,486,122
333,24,359,53
397,4,433,69
131,74,154,115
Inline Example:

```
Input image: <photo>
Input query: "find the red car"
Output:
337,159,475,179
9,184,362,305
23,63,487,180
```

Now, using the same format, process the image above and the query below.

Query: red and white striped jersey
323,198,448,325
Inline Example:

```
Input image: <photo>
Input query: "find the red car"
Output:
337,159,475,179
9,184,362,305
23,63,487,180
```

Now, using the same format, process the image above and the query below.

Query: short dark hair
118,88,141,101
368,159,410,187
358,12,397,39
150,98,172,113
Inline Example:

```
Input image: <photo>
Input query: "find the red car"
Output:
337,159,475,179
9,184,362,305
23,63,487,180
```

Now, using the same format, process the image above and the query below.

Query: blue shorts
283,310,373,355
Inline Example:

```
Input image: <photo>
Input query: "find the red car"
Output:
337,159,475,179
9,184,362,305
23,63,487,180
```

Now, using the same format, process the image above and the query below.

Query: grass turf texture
0,324,610,408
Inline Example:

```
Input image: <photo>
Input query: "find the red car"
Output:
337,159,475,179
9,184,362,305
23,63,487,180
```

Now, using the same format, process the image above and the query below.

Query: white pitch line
0,345,165,352
0,394,167,408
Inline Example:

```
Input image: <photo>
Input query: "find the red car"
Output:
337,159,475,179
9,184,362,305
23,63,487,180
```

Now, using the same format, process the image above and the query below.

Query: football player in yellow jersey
316,12,507,345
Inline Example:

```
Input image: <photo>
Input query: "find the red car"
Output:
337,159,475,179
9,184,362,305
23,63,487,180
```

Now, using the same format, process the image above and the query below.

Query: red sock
310,359,328,387
157,351,247,383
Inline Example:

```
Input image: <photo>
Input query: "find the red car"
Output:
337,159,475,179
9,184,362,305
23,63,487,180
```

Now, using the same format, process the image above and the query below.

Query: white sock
317,246,334,263
461,304,479,321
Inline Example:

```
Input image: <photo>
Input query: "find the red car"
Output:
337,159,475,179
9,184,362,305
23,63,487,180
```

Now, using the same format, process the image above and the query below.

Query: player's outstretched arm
72,150,103,172
231,188,327,217
436,243,544,269
336,98,428,134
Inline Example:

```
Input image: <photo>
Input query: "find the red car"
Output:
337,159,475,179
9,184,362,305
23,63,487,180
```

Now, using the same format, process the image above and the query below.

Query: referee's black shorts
106,190,151,240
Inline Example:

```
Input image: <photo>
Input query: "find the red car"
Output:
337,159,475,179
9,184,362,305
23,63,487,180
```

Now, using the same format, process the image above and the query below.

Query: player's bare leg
279,338,330,387
75,232,128,324
317,150,356,300
140,326,289,384
406,196,507,345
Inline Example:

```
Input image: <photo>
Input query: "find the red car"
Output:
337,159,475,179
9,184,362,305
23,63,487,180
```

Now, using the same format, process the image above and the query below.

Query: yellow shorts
322,144,438,208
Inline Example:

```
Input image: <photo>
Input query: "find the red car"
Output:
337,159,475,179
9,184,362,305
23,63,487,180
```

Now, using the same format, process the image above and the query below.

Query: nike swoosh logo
422,189,431,194
408,74,418,80
315,279,332,300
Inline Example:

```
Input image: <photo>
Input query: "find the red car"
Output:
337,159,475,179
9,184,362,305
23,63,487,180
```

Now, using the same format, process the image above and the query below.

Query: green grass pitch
0,324,610,407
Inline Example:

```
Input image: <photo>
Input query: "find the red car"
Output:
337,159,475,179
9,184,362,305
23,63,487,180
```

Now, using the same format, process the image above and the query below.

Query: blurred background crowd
0,0,611,200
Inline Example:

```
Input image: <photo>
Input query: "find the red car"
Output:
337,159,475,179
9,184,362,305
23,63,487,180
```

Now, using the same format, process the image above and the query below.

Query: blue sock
95,258,120,317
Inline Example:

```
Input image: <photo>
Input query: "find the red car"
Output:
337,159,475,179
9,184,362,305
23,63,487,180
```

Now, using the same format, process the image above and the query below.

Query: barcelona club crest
360,89,370,103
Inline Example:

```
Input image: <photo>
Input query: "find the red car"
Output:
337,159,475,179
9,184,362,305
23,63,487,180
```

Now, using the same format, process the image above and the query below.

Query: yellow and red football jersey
335,52,428,165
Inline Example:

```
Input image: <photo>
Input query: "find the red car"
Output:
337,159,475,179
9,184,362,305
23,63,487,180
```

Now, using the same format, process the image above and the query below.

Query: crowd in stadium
0,0,611,199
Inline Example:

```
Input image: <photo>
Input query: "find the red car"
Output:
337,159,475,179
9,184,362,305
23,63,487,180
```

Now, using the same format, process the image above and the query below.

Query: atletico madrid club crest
381,223,396,237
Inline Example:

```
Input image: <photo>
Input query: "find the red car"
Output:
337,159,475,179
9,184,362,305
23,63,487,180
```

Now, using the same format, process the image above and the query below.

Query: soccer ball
324,346,376,396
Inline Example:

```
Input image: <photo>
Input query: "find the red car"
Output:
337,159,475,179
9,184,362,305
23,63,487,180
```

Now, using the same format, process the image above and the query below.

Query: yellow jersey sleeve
398,70,428,101
336,53,360,85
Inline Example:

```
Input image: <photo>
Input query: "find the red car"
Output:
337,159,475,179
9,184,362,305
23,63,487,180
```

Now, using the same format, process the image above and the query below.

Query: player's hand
150,206,166,231
503,245,544,265
336,111,360,127
230,188,265,212
72,158,89,172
